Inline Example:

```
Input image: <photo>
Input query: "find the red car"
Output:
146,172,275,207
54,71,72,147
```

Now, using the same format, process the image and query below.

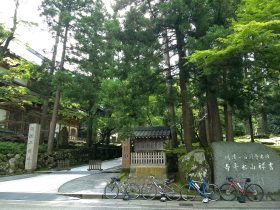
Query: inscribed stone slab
25,123,40,170
212,142,280,193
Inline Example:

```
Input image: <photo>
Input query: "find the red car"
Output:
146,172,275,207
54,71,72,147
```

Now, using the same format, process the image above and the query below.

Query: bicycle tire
180,184,196,201
245,184,264,202
126,183,140,200
104,182,119,199
220,183,237,201
141,183,157,200
206,184,220,201
164,183,181,201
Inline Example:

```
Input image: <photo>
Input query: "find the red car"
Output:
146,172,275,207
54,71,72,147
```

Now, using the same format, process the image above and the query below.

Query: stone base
130,165,167,183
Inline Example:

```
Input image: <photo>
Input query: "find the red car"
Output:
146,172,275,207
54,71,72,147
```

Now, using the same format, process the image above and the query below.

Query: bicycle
141,176,181,200
180,175,220,201
220,176,264,202
104,177,140,199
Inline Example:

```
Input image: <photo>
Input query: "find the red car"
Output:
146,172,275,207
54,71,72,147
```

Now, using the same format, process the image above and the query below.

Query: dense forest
1,0,280,153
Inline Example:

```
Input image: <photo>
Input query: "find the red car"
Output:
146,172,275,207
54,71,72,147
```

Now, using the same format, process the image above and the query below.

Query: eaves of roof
133,126,171,140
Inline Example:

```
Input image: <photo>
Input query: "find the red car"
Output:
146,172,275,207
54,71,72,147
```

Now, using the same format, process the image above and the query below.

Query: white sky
0,0,115,64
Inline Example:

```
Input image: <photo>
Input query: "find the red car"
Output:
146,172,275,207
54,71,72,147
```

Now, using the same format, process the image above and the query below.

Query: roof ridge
133,126,171,139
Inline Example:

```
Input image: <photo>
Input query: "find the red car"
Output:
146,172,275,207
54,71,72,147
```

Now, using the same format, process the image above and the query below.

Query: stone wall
0,153,25,175
130,166,167,183
0,151,82,175
0,145,122,176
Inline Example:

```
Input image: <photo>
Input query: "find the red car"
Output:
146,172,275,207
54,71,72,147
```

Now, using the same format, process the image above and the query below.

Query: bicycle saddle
111,177,120,182
226,176,233,181
164,179,174,184
243,178,251,182
186,175,192,182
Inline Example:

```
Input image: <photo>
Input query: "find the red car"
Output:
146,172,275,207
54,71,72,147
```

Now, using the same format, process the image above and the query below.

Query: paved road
0,158,121,200
0,199,280,210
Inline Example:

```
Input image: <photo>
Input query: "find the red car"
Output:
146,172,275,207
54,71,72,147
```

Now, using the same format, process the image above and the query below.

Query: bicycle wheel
180,184,197,201
126,183,140,200
104,182,119,199
220,183,237,201
142,183,157,200
205,184,220,201
245,184,264,202
164,183,181,201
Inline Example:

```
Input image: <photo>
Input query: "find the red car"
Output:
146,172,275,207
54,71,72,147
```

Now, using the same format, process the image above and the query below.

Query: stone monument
122,140,130,169
212,142,280,193
25,123,41,171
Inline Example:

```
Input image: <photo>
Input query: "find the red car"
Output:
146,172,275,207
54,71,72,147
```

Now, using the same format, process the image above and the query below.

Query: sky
0,0,115,64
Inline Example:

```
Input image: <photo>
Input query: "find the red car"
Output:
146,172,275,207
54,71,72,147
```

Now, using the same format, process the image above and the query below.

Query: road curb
58,193,280,209
57,193,104,199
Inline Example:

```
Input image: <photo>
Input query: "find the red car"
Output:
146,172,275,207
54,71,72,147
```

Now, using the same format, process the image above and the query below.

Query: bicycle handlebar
186,175,207,182
111,177,120,182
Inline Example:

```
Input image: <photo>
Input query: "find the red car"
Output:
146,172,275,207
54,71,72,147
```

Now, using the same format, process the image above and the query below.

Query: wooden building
130,126,170,180
0,62,84,143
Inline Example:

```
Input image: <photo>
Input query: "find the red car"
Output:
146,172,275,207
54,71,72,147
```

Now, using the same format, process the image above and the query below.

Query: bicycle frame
148,176,166,195
187,176,210,198
225,178,248,195
109,178,127,193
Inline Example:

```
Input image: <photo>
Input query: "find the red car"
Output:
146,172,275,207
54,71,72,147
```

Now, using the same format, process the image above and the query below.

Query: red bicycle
220,177,264,202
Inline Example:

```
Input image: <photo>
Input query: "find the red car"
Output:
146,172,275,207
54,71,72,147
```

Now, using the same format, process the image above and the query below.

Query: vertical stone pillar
122,140,130,169
25,123,41,171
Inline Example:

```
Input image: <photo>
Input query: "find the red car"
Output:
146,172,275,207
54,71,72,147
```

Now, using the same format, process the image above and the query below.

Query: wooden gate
88,160,102,171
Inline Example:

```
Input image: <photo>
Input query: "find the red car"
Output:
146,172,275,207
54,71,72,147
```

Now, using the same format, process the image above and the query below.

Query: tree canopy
1,0,280,149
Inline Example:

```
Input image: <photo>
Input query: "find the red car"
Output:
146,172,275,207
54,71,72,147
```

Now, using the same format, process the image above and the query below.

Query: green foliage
237,0,280,22
233,117,246,136
189,0,280,68
1,58,32,81
40,0,92,28
0,24,9,46
268,145,280,155
119,169,129,181
268,114,280,134
0,141,26,154
0,141,47,155
0,58,41,107
186,0,280,140
165,144,188,156
2,0,279,148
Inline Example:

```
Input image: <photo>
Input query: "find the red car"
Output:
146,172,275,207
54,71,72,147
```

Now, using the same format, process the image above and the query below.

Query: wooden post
122,140,131,169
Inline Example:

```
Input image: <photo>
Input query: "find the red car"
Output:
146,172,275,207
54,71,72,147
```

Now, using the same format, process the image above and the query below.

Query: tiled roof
133,126,171,139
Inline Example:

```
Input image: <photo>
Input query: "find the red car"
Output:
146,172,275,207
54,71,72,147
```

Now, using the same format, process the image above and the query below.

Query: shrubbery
0,141,27,155
0,141,48,155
